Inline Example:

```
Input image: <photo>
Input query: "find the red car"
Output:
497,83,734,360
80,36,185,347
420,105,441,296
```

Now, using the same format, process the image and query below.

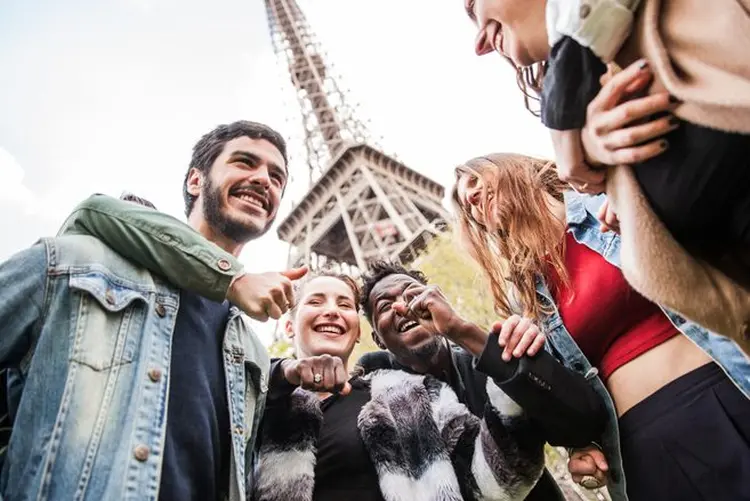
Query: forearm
473,383,545,498
59,194,242,302
446,319,489,358
476,332,607,447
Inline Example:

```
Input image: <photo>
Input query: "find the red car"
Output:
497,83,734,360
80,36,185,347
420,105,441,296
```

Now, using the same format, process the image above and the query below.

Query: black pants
633,121,750,285
619,363,750,501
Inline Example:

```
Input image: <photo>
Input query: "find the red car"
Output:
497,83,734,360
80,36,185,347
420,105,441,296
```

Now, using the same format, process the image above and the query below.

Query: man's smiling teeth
398,320,419,333
233,193,265,210
314,325,344,335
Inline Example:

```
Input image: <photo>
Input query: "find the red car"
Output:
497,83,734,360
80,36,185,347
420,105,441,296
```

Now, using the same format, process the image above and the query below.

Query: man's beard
405,335,442,362
202,178,271,243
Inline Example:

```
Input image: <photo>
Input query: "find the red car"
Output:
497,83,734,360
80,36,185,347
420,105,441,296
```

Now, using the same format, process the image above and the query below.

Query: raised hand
391,284,466,339
227,266,308,321
280,354,351,395
568,445,609,489
490,315,546,361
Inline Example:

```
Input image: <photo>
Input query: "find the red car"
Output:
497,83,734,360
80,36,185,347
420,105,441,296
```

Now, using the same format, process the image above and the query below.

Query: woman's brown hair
451,153,569,320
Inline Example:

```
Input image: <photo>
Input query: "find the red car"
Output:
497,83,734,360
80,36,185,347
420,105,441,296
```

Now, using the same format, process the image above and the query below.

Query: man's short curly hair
360,260,428,324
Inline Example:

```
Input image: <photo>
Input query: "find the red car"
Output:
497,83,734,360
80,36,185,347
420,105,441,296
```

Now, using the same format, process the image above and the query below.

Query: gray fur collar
252,369,543,501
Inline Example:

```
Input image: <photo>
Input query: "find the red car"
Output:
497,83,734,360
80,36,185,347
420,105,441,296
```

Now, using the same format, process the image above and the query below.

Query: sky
0,0,552,340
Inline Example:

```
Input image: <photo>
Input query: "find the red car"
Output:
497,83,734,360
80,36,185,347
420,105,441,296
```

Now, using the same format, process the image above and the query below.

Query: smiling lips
314,323,346,336
230,188,268,213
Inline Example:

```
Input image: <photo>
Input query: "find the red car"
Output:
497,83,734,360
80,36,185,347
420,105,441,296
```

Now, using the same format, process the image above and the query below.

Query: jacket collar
563,190,589,226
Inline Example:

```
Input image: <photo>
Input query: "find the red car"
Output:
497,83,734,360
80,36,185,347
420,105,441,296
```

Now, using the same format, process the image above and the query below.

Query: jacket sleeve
541,37,606,130
428,377,545,501
475,331,607,447
58,194,242,302
0,243,48,369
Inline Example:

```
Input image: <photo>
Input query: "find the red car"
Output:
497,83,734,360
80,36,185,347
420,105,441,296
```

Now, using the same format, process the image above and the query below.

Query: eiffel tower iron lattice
265,0,449,273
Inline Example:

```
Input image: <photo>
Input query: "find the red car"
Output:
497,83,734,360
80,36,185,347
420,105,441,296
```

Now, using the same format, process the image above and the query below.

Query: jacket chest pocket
68,274,150,371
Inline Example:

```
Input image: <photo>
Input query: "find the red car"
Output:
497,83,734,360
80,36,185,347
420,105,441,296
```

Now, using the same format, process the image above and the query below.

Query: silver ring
579,475,602,489
313,373,322,384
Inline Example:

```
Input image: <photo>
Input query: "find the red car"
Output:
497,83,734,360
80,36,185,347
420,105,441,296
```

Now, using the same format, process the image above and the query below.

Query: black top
313,381,384,501
266,362,384,501
541,36,607,131
159,290,232,501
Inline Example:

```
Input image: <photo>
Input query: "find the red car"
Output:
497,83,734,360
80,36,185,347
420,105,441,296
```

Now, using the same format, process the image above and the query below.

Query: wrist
446,319,488,357
227,272,247,299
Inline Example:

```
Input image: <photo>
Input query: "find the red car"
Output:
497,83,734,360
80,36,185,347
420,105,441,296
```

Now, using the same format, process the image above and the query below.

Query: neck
187,210,245,257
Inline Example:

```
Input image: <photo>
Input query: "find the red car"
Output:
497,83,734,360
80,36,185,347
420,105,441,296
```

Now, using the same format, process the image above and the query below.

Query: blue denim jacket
0,235,269,501
538,192,750,501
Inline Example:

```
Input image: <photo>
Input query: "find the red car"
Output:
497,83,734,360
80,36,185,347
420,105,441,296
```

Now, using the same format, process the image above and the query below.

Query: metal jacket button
218,259,232,271
148,368,162,382
155,303,166,317
134,445,149,462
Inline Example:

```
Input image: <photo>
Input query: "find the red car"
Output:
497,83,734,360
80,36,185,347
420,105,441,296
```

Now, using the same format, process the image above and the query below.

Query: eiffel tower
265,0,449,274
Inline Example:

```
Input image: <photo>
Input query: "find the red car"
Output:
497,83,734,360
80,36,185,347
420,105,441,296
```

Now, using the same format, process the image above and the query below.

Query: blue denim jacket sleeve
0,243,47,367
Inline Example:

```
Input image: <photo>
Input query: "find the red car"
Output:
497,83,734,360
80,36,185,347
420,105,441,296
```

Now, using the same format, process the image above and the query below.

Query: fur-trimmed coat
252,370,545,501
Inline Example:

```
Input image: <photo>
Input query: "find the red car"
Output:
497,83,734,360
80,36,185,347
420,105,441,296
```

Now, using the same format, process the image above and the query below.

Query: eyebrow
306,292,354,302
229,150,288,179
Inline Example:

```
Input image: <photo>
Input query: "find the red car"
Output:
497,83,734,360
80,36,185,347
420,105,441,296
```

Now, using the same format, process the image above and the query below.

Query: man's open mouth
397,320,419,334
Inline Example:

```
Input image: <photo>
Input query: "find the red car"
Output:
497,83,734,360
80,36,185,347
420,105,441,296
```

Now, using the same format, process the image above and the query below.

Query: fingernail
660,139,669,150
638,60,649,70
502,352,510,361
668,115,680,126
668,94,681,104
513,349,522,357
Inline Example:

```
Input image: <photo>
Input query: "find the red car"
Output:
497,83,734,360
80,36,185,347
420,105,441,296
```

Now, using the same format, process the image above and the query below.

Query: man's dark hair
182,120,288,216
360,260,428,324
120,192,157,210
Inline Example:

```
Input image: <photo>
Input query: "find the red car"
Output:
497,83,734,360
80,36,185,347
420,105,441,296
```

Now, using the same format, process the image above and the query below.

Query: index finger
590,59,650,112
568,455,598,475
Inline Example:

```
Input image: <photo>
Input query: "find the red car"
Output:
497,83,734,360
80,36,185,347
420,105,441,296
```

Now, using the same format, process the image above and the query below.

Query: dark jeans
633,120,750,286
619,363,750,501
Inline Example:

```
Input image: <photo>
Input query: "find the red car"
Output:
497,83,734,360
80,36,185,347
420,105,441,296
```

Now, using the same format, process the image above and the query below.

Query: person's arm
58,194,242,302
542,37,608,194
475,329,607,447
0,243,48,368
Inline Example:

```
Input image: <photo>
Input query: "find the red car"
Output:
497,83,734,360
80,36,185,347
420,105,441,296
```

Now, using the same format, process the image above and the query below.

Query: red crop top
546,233,679,381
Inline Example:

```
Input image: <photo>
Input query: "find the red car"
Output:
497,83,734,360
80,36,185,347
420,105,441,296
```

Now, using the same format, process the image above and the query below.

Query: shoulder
356,350,394,373
45,235,168,293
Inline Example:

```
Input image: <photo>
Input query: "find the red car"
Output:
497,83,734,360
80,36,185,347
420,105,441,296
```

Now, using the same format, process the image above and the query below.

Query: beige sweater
617,0,750,134
606,165,750,356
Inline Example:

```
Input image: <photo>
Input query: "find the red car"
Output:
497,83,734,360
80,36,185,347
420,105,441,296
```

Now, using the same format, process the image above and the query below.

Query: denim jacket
0,230,269,500
538,191,750,501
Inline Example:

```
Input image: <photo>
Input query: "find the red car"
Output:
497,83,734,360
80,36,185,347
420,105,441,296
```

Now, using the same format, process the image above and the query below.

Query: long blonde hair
451,153,569,320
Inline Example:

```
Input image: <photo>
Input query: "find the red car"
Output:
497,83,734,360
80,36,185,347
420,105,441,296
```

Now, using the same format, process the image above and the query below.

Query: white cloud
0,147,39,215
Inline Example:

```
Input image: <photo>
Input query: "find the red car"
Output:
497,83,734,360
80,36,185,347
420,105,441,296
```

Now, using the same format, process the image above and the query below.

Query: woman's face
465,0,548,67
287,276,361,363
456,170,488,225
